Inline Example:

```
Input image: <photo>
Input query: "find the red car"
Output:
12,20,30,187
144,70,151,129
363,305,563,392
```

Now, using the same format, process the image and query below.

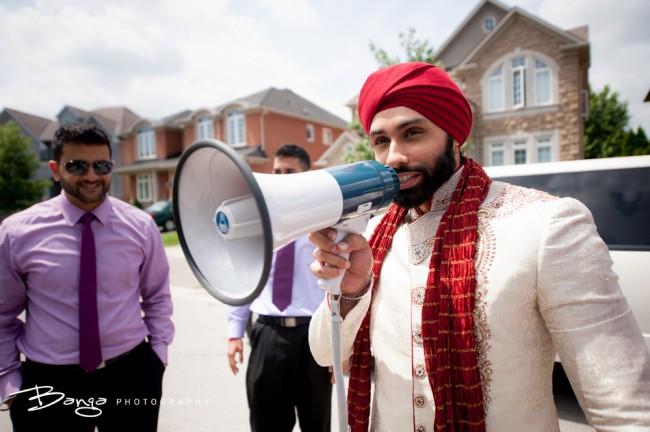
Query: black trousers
10,341,165,432
246,320,332,432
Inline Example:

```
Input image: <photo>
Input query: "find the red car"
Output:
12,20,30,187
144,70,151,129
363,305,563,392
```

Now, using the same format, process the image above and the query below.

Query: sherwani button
414,394,426,408
413,330,423,345
412,287,425,305
414,364,426,378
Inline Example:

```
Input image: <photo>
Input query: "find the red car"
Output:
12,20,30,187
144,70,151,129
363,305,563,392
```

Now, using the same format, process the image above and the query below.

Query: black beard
59,177,110,204
394,138,456,209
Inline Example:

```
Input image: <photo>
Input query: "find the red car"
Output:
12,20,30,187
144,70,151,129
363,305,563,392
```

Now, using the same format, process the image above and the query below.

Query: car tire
164,219,176,232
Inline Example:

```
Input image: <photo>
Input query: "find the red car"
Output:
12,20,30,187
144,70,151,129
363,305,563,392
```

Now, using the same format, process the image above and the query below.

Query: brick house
0,108,59,198
437,0,590,166
324,0,589,168
117,87,347,206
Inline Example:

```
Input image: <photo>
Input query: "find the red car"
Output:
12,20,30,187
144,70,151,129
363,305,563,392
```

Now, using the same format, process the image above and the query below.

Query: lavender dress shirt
0,193,175,403
226,236,324,339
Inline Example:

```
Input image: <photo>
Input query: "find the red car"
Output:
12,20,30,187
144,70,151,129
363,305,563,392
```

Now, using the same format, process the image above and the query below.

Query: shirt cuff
150,343,169,366
0,370,22,405
227,320,247,339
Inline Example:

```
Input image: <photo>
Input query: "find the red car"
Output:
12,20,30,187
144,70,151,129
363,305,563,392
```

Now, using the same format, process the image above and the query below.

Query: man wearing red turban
308,62,650,432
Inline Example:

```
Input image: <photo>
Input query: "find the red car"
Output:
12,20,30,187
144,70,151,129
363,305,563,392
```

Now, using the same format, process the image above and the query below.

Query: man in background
227,144,331,432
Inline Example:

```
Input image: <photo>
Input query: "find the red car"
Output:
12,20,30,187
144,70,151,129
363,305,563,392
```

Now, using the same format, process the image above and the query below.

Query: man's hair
275,144,310,170
52,122,112,162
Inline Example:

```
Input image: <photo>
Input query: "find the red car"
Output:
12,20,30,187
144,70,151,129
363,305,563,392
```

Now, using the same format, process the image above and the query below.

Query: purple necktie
79,213,102,372
272,241,295,311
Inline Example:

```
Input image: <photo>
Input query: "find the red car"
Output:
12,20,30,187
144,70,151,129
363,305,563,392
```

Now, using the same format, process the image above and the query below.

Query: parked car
485,155,650,354
145,200,176,232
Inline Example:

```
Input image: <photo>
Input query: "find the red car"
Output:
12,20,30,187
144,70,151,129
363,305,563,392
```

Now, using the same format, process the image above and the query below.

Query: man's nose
385,142,408,169
83,166,100,181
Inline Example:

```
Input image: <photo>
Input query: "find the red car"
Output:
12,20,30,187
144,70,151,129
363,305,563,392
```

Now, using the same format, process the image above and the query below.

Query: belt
25,341,145,371
257,315,311,328
96,344,139,369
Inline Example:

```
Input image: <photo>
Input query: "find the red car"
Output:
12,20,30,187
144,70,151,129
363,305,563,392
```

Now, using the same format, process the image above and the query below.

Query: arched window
226,109,245,147
482,51,557,113
197,115,214,140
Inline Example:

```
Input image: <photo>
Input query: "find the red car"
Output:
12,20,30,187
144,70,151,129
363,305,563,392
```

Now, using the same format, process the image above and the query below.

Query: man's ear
48,160,61,182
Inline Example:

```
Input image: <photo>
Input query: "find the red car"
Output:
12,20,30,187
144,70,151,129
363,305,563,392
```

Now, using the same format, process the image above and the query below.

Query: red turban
358,62,473,144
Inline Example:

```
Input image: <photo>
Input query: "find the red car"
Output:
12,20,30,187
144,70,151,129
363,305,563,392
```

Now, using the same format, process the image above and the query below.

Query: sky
1,0,649,132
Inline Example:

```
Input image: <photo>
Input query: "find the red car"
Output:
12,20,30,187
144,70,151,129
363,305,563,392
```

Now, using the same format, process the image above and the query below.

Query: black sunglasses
63,160,114,176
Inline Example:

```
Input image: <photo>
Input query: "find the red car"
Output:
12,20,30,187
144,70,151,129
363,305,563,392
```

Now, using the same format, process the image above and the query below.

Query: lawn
161,230,179,247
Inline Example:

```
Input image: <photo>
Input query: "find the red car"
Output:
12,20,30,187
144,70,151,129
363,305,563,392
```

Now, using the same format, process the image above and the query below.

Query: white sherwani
309,169,650,432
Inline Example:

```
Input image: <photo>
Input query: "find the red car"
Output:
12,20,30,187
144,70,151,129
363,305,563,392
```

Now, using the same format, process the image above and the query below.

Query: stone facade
452,13,589,165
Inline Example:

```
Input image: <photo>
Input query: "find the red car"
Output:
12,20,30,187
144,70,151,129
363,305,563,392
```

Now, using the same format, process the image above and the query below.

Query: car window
495,167,650,251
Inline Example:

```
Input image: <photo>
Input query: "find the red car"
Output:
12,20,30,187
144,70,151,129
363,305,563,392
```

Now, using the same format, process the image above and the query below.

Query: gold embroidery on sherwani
473,183,560,416
474,211,496,408
483,183,556,217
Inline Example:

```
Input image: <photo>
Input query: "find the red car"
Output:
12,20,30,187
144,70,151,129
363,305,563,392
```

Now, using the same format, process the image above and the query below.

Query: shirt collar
408,166,464,220
57,191,112,226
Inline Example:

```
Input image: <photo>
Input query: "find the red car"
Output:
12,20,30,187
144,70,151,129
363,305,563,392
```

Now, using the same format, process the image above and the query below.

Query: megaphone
172,139,400,306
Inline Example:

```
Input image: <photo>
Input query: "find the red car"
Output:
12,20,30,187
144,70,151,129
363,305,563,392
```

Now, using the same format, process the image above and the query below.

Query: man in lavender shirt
0,123,174,431
226,144,331,432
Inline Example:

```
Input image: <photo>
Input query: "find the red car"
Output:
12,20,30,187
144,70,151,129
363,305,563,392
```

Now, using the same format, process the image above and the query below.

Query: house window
136,173,155,202
323,128,333,145
511,57,526,109
197,116,214,140
136,126,156,160
536,136,552,162
483,16,495,32
489,142,505,166
226,110,245,147
486,66,504,112
483,52,556,113
485,132,557,166
513,139,527,164
306,124,315,142
535,59,552,105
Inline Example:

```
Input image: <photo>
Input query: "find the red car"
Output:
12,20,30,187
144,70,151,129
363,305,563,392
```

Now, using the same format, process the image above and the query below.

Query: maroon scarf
347,159,491,432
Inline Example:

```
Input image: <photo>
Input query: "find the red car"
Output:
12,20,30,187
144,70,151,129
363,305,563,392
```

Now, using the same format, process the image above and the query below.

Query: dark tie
272,241,295,311
79,213,102,372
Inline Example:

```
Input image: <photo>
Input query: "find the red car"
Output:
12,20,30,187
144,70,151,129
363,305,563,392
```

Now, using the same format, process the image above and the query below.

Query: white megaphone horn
172,139,400,306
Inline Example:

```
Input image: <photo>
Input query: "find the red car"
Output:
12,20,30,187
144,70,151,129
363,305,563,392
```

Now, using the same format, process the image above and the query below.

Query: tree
585,85,650,158
369,28,443,68
343,119,374,163
345,28,443,163
622,126,650,156
0,121,48,215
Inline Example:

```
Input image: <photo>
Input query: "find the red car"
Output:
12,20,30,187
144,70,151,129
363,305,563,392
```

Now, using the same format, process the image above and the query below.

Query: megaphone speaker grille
172,140,273,305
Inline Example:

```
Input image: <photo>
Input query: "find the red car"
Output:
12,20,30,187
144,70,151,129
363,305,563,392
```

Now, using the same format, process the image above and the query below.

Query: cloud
0,0,648,133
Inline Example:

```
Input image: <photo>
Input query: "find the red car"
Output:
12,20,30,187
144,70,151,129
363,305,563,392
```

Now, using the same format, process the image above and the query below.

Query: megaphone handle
317,215,370,295
317,229,348,295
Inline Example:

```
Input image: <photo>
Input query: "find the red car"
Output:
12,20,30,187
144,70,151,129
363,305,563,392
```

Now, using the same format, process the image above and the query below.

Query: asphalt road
0,245,595,432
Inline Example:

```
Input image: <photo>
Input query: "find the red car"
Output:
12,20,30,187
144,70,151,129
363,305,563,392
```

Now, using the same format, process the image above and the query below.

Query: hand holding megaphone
309,225,373,303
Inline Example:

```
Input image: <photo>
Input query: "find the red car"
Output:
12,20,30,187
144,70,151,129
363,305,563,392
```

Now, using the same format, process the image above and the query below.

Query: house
315,95,362,167
117,87,348,206
56,105,143,198
436,0,590,166
324,0,590,168
0,108,59,198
